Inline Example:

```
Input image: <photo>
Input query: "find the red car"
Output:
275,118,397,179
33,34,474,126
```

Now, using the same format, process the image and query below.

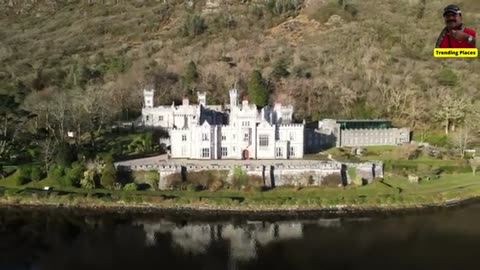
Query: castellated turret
229,88,238,108
197,92,206,107
143,89,154,108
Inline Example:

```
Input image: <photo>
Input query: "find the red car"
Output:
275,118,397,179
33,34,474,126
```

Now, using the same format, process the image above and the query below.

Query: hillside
0,0,479,137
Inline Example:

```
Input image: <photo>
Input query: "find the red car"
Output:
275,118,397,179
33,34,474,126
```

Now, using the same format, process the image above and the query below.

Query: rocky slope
1,0,479,127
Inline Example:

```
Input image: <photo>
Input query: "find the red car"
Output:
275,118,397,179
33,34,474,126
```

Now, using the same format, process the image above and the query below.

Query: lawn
1,160,479,208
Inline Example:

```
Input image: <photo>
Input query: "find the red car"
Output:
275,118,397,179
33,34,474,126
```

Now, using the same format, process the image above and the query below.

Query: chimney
242,96,249,107
182,96,189,106
274,101,282,110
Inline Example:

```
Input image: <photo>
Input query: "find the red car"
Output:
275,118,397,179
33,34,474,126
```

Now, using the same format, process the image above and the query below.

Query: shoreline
0,196,477,219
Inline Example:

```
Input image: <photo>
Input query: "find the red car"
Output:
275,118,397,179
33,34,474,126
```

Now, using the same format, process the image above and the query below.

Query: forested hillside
0,0,479,164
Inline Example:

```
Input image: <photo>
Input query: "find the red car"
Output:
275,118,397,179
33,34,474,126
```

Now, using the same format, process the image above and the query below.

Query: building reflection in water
134,220,304,262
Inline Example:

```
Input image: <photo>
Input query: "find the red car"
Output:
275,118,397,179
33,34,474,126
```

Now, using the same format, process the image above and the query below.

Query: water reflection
1,204,480,270
135,220,304,261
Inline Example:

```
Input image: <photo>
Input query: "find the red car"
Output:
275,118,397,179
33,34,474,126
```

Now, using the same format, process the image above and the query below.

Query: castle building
141,89,411,159
142,88,304,160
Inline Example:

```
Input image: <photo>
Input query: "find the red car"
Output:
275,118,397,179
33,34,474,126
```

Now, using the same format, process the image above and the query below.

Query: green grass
0,170,20,188
1,172,479,208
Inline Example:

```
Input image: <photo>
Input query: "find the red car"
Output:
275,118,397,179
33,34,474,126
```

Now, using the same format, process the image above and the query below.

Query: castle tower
197,92,206,107
143,89,154,108
229,88,238,108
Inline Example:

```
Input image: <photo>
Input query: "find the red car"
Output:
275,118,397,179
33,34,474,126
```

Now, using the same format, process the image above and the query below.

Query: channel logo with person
434,4,477,58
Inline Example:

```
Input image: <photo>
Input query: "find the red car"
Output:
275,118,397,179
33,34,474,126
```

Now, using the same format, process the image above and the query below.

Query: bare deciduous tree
434,88,470,135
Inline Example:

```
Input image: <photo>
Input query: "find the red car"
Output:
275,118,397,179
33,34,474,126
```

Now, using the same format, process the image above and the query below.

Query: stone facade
118,160,383,190
142,88,305,160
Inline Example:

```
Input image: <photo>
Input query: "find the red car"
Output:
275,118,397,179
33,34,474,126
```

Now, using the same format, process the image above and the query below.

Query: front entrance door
242,149,250,160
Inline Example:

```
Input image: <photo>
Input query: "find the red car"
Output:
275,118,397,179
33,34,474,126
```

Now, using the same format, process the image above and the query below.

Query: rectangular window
159,115,164,121
276,147,283,158
221,147,228,157
182,135,187,141
289,132,295,141
221,135,226,141
290,146,295,157
201,148,210,158
202,133,209,141
259,135,269,147
146,115,150,121
244,133,249,142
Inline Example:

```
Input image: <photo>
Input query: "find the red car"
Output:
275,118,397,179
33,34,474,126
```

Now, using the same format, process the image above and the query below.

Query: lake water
1,203,480,270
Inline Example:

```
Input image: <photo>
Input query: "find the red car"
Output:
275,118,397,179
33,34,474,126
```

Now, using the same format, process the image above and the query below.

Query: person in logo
435,4,476,48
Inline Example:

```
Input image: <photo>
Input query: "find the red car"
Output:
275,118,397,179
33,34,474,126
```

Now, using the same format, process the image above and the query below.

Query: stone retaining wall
116,160,383,190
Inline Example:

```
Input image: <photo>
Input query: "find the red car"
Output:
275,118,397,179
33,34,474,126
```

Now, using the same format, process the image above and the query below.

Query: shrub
232,167,248,189
48,165,65,180
123,183,138,191
100,155,116,189
186,183,202,192
182,14,207,37
417,164,432,177
437,67,458,87
133,170,159,190
250,186,264,193
80,169,97,189
392,145,420,160
30,166,44,182
55,142,76,167
164,173,183,189
64,163,85,187
266,0,301,16
16,174,31,186
322,173,342,187
16,166,32,186
207,178,223,192
270,58,290,80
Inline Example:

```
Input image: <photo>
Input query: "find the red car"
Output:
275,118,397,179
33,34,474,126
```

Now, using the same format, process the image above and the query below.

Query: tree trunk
3,116,7,137
445,119,449,135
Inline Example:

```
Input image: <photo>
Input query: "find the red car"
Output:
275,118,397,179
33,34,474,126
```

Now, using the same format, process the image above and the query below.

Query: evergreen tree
182,14,207,37
247,70,269,107
100,155,116,189
181,61,199,91
270,58,290,80
55,142,76,167
65,162,85,187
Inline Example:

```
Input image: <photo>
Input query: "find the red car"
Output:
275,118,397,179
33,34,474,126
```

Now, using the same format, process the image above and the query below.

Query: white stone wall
278,124,304,159
317,119,411,147
340,128,410,147
218,126,242,159
256,122,276,159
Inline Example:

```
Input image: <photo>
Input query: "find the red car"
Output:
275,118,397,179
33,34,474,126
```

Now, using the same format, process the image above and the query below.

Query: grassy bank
0,173,479,211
